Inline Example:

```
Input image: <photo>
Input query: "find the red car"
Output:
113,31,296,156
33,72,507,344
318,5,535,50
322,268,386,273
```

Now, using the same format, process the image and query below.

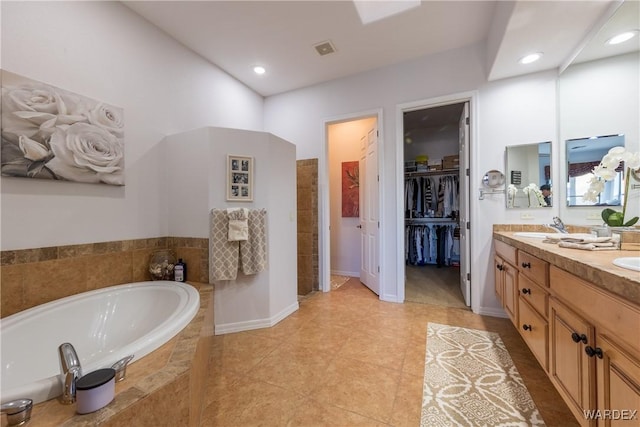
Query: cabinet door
550,298,597,427
495,255,504,301
594,334,640,427
503,260,518,326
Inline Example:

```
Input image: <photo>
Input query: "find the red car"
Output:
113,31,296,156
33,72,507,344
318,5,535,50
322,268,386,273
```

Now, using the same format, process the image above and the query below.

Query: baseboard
476,306,508,318
330,270,358,277
214,301,299,335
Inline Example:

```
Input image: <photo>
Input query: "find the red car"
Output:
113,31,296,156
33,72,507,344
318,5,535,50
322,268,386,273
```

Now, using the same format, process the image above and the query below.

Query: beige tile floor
200,279,579,426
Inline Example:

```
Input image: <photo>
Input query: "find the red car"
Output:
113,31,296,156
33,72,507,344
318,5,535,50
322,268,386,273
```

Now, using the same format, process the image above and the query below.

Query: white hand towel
227,208,249,241
557,241,617,251
545,233,612,244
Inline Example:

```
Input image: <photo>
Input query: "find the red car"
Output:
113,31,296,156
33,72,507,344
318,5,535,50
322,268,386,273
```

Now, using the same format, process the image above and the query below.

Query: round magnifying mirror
482,170,505,188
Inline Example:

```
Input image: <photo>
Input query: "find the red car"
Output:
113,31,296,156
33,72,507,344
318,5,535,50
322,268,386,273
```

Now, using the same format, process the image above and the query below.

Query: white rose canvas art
1,70,125,186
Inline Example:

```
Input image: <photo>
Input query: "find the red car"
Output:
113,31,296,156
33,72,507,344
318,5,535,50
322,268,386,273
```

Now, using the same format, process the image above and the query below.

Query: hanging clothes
405,222,457,267
404,174,459,219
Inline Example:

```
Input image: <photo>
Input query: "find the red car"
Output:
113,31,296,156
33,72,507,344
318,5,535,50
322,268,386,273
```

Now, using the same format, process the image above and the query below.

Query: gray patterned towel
240,209,267,275
210,208,267,281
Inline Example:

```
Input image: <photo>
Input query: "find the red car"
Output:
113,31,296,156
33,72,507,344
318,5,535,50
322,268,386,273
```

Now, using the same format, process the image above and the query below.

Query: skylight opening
353,0,421,25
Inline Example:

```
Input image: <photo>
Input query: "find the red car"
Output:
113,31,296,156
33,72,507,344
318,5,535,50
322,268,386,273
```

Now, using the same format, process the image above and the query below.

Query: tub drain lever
1,398,33,426
111,355,134,382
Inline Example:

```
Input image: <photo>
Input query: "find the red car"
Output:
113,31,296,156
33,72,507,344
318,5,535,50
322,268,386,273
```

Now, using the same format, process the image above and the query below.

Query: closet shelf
405,218,457,224
405,168,460,177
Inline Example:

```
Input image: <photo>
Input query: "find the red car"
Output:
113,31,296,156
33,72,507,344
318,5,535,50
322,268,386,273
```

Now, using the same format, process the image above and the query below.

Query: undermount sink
613,257,640,272
513,232,550,239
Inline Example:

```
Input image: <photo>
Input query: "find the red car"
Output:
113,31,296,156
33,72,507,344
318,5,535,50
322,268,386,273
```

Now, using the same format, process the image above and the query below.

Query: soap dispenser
174,258,187,282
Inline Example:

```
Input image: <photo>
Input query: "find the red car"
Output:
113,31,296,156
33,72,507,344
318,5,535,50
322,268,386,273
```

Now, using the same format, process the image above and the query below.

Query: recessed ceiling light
606,30,638,45
253,66,266,75
519,52,543,65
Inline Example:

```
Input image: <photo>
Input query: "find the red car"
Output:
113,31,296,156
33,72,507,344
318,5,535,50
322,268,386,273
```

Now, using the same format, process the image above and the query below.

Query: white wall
166,127,298,333
474,71,558,315
328,117,375,277
0,1,264,250
264,42,559,315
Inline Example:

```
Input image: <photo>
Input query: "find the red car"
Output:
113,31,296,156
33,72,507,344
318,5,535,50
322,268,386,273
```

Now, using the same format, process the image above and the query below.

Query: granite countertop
493,229,640,307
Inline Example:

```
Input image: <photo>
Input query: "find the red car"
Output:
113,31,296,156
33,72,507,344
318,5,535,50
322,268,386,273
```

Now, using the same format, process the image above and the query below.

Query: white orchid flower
608,146,626,156
600,153,620,169
582,188,600,203
593,164,617,181
625,152,640,170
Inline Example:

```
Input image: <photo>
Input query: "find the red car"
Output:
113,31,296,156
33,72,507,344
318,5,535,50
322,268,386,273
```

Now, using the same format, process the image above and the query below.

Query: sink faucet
548,216,569,234
58,343,82,404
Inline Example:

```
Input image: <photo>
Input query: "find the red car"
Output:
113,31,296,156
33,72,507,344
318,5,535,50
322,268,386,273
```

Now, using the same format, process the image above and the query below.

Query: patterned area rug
422,323,545,426
330,275,351,290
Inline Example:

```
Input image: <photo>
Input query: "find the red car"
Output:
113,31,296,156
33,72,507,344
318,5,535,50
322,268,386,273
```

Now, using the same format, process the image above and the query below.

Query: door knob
356,225,362,228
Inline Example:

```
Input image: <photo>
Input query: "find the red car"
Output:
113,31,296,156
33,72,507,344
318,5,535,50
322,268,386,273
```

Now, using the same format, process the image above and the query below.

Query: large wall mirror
558,0,639,221
505,142,551,208
566,134,625,206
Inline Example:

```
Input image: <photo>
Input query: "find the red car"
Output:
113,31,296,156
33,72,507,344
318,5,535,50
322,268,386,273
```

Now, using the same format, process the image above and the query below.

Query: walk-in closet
403,102,469,309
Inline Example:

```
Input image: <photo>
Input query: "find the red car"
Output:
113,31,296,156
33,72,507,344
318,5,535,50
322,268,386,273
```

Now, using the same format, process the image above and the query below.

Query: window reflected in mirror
566,134,625,206
505,142,551,208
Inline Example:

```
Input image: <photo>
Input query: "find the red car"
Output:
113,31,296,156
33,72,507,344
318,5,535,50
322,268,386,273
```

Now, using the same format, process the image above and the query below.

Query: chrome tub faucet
58,343,82,404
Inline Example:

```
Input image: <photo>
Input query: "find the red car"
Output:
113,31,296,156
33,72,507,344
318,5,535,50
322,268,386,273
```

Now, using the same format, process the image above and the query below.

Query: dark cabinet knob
521,288,531,295
521,262,531,268
496,264,503,271
522,324,532,331
571,332,588,344
585,346,603,358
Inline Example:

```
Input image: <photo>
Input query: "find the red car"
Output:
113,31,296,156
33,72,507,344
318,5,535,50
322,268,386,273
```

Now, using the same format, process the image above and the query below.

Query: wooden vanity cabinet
550,266,640,427
494,240,518,326
493,237,640,426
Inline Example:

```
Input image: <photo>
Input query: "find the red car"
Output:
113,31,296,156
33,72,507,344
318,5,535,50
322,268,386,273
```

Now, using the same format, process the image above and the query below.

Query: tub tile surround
493,225,640,305
20,282,214,427
0,237,209,318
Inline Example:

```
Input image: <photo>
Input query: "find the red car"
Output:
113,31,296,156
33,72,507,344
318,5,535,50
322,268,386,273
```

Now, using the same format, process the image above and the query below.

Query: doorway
400,98,472,308
324,113,380,295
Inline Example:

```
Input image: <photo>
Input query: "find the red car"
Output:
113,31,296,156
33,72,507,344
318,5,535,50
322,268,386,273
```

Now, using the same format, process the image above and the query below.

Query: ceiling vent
314,41,336,56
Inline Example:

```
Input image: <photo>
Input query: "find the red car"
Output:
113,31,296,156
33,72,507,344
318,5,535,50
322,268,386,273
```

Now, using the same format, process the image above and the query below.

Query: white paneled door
359,125,380,295
458,102,471,306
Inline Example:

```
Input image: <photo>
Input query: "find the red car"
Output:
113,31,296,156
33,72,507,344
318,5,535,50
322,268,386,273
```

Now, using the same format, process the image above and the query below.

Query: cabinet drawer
518,250,549,287
495,239,517,265
518,298,549,372
519,274,548,319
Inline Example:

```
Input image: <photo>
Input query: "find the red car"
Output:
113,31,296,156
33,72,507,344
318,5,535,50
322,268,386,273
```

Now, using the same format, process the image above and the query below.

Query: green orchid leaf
601,208,616,222
603,210,624,226
623,217,639,227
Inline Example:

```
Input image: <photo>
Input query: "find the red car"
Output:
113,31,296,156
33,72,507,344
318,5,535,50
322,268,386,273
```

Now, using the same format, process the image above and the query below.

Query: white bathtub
1,281,200,405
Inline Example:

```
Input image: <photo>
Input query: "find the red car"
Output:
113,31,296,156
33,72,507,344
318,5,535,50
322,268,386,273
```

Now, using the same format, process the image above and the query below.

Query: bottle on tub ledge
174,258,187,282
